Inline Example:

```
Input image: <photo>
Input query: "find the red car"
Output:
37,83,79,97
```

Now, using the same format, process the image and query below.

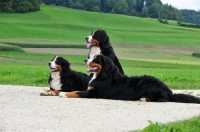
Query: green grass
0,51,200,89
0,62,48,86
134,116,200,132
0,5,200,46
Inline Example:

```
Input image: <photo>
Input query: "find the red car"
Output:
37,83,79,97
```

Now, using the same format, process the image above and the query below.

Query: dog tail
170,93,200,104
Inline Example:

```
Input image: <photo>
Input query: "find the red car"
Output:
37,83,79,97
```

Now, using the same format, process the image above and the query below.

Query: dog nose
48,63,51,67
84,59,88,65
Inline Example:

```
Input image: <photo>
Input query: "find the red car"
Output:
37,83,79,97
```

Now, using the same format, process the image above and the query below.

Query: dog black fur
69,55,200,104
40,56,90,96
86,30,124,74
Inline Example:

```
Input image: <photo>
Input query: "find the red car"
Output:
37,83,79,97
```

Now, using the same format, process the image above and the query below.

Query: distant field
0,5,200,46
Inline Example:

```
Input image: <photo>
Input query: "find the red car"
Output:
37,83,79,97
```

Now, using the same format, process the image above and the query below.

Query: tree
159,4,180,21
83,0,100,12
148,2,162,18
126,0,137,12
136,0,144,13
0,0,40,13
112,0,128,14
100,0,114,13
0,0,13,13
141,6,148,17
91,6,101,12
67,0,73,8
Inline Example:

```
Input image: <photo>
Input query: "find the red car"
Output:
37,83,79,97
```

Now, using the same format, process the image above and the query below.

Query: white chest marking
89,47,101,59
50,72,62,90
89,73,97,84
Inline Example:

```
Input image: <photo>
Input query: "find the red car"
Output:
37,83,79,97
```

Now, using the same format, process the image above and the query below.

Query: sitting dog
85,29,124,74
59,55,200,104
40,56,90,96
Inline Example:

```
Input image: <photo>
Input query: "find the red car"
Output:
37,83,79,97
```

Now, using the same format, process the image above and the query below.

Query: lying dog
59,55,200,104
40,56,90,96
85,29,124,74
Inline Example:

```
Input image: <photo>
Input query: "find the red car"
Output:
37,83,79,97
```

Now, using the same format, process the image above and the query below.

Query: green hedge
192,52,200,58
3,42,86,48
178,22,200,28
158,18,168,24
0,43,24,52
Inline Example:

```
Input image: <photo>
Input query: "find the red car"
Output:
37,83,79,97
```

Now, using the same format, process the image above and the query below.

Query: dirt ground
23,44,200,59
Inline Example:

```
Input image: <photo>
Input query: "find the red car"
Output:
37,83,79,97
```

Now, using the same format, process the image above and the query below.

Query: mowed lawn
0,5,200,45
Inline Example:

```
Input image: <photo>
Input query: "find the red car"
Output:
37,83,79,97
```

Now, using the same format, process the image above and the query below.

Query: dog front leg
40,89,61,96
59,91,93,98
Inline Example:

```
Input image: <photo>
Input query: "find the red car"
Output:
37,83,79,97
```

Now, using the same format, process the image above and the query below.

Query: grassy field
0,51,200,89
0,5,200,89
0,5,200,46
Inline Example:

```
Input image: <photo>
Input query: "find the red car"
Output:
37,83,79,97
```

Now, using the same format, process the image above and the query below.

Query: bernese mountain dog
85,29,124,75
59,55,200,104
40,56,90,96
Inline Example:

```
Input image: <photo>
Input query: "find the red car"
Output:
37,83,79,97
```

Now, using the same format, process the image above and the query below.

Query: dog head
85,30,110,49
85,54,116,75
48,56,70,73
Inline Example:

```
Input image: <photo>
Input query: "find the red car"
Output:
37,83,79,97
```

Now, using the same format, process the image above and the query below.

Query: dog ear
60,57,70,72
100,30,110,48
98,55,113,72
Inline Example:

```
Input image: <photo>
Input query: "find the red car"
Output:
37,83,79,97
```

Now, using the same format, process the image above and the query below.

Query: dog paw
40,90,56,96
59,92,68,98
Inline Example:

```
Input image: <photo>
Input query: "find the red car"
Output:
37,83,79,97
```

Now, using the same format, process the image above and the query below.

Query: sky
160,0,200,11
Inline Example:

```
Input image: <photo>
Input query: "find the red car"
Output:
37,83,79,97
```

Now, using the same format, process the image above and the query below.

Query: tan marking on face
91,39,100,47
55,64,62,73
89,62,102,74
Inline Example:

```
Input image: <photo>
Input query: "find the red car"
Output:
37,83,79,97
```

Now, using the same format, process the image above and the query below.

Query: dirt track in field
23,44,200,59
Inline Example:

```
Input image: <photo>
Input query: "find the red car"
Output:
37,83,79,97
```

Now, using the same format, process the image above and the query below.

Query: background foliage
40,0,200,24
0,0,40,13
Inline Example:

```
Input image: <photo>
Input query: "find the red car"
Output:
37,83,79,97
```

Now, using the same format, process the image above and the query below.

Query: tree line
180,9,200,24
40,0,181,20
0,0,199,24
0,0,40,13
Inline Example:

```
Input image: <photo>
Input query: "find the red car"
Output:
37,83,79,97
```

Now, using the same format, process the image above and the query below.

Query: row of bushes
3,42,86,48
0,42,86,52
0,43,24,52
158,18,168,24
192,52,200,58
177,21,200,28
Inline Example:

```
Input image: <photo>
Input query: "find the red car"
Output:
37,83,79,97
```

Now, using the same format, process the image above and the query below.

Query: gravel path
1,85,200,132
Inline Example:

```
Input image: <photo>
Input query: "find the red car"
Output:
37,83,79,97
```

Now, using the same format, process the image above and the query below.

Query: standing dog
40,56,90,96
85,29,124,74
